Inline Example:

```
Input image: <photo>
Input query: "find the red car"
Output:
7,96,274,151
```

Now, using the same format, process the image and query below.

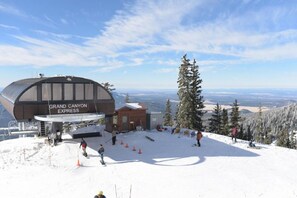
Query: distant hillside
242,103,297,142
1,88,297,128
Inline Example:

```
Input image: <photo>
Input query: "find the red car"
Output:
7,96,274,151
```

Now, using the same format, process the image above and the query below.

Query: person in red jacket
231,127,238,143
79,138,88,157
196,131,203,147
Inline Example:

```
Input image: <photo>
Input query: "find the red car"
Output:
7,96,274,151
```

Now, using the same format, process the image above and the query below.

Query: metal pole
129,184,132,198
114,184,117,198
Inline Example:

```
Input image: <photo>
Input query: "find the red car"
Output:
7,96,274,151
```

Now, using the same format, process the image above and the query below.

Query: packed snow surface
1,130,297,198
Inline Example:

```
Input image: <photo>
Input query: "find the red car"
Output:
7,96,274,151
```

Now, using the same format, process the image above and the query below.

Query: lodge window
85,84,94,100
42,83,52,101
52,83,62,101
19,86,37,102
97,86,111,100
64,84,73,100
75,84,84,100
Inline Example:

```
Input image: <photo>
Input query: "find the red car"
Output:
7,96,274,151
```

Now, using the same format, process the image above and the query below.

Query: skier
94,191,106,198
196,131,203,147
56,129,62,142
112,128,117,145
231,127,238,143
98,144,105,165
79,138,88,157
249,139,256,147
50,131,57,146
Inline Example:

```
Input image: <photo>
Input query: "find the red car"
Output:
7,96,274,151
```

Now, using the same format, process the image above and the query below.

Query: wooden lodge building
114,103,147,132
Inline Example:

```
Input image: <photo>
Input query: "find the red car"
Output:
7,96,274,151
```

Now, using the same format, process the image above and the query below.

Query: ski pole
129,184,132,198
115,184,118,198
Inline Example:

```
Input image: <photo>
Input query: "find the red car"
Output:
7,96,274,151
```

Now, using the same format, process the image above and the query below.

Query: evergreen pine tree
208,103,221,133
238,123,244,140
264,127,273,144
247,125,252,141
255,105,264,143
290,130,296,149
177,54,192,128
101,82,115,93
163,99,173,126
189,59,205,131
175,103,179,126
277,127,290,148
221,108,229,136
230,99,241,129
125,93,130,103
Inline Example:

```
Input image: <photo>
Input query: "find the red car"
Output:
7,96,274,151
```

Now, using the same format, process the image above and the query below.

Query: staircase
39,121,45,136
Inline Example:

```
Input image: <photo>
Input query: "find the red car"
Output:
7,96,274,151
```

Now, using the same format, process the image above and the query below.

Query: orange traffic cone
77,159,80,166
138,149,142,154
132,146,136,151
125,143,129,148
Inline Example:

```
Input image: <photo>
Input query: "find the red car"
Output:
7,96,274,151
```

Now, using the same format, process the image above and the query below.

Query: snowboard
145,136,155,142
100,160,106,165
83,152,88,157
247,146,261,149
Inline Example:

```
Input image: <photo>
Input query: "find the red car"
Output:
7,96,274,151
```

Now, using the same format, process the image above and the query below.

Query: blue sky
0,0,296,90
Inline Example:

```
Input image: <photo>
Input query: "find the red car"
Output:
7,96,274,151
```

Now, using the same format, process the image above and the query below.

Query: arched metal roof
0,76,115,121
1,78,44,103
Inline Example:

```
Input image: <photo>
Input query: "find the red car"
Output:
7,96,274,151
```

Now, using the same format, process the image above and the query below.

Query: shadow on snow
68,131,259,167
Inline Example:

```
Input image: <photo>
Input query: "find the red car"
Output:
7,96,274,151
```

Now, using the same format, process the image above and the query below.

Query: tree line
163,54,296,150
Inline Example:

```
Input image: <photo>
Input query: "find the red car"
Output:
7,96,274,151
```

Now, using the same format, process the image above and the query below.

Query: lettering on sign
48,104,88,114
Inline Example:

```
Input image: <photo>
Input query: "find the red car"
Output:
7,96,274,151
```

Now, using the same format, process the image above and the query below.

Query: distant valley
1,88,297,127
115,88,297,113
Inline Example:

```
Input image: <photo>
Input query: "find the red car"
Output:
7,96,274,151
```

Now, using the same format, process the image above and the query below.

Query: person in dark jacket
98,144,105,164
112,130,116,145
196,131,203,147
94,191,106,198
79,138,88,157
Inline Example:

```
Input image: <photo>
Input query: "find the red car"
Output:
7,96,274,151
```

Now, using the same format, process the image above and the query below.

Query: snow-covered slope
1,130,297,198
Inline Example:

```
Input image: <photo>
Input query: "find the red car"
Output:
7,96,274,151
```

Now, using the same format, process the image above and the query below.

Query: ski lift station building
0,76,115,137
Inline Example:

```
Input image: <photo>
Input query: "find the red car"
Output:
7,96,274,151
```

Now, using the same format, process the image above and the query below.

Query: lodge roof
116,103,147,111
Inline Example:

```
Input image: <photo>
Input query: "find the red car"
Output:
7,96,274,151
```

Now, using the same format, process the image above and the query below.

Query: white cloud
0,0,296,73
85,0,203,53
0,3,25,17
0,23,19,30
130,58,143,66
